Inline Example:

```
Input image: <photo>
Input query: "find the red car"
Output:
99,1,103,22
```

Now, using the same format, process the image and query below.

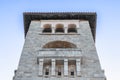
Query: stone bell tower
13,12,106,80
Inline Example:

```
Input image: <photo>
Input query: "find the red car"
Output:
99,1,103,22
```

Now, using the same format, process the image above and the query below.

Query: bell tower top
13,12,106,80
23,12,96,40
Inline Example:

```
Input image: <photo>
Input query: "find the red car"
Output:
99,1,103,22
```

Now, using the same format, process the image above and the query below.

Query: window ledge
39,33,80,35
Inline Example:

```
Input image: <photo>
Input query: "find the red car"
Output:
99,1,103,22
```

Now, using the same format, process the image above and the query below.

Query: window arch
42,24,52,33
43,41,77,48
68,24,77,33
55,24,64,33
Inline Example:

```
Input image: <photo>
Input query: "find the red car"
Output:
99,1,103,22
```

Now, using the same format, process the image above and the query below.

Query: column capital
76,59,81,62
38,59,44,62
51,59,55,62
64,59,68,62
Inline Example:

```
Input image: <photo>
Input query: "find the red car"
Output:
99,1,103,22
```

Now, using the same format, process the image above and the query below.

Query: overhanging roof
23,12,97,40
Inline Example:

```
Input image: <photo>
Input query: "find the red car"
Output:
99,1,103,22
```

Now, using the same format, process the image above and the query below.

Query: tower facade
13,12,106,80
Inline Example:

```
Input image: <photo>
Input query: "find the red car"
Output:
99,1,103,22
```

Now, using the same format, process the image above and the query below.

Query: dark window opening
58,72,61,76
43,28,52,33
45,72,49,75
55,28,64,33
68,28,77,33
71,72,74,76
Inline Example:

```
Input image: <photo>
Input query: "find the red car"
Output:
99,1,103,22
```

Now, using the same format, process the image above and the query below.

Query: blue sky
0,0,120,80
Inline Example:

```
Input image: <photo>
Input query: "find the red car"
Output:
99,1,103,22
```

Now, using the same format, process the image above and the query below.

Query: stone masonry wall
13,20,105,80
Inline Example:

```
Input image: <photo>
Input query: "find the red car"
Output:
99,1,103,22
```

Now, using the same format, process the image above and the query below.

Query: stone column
64,59,68,76
76,59,81,76
38,59,44,76
64,27,68,33
51,59,56,76
52,24,55,33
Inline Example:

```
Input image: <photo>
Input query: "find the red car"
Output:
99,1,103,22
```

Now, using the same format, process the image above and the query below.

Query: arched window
68,24,77,33
42,24,52,33
55,24,64,33
43,41,76,48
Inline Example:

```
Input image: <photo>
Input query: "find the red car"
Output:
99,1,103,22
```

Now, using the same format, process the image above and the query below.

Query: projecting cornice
23,12,97,41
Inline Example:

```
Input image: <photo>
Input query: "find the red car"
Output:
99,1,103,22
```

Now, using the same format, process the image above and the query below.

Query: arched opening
68,24,77,33
43,41,76,48
42,24,52,33
55,24,64,33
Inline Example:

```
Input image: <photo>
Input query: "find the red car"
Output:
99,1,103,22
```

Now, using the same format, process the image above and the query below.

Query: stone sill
39,33,80,35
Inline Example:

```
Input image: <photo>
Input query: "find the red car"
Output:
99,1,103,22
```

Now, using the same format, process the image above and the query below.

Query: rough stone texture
13,20,106,80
